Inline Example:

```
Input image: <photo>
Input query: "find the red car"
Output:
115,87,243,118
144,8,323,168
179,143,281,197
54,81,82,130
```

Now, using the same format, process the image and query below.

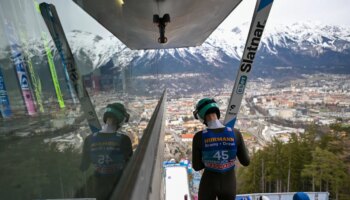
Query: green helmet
103,103,130,124
193,98,220,122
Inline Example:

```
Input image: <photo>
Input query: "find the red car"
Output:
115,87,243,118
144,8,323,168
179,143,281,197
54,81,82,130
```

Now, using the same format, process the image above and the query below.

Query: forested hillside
237,123,350,200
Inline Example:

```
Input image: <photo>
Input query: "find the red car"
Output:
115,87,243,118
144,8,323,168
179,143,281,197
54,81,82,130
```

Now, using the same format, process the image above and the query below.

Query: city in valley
2,73,349,161
76,74,350,161
163,73,350,161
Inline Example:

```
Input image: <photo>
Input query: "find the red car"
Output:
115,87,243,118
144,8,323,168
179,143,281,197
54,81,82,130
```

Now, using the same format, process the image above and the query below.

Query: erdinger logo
15,63,29,89
20,74,29,89
240,21,265,73
236,75,247,94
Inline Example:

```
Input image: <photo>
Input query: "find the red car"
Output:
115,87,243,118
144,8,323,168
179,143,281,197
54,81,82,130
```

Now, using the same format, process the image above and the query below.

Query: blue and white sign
236,75,248,94
0,67,12,118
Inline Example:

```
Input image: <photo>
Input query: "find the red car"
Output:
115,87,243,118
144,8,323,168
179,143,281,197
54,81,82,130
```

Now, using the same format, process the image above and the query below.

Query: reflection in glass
0,0,157,199
77,103,133,199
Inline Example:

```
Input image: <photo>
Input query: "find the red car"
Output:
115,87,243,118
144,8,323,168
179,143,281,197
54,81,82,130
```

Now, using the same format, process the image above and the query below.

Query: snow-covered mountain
1,21,349,78
61,21,350,77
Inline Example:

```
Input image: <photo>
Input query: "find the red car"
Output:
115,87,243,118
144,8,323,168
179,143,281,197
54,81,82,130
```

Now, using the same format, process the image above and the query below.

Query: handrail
110,89,167,200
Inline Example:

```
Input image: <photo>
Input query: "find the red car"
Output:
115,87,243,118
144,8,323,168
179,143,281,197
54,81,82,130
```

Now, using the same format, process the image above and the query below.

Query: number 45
98,155,113,164
213,150,228,160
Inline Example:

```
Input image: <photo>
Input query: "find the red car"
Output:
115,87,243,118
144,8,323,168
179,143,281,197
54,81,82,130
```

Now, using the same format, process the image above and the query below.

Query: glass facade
0,0,161,199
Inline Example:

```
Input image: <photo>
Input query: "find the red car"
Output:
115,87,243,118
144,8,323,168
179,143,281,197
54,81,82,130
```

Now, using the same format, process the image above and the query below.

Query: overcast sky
39,0,350,37
221,0,350,28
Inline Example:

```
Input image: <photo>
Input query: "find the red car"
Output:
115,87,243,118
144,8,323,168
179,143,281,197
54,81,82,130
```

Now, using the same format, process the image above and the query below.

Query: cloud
221,0,350,29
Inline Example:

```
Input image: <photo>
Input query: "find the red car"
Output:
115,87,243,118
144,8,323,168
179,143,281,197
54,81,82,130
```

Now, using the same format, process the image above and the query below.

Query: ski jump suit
192,127,250,200
79,132,133,200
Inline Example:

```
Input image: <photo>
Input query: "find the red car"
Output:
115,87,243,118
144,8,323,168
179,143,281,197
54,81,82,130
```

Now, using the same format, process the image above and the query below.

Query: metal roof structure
73,0,242,49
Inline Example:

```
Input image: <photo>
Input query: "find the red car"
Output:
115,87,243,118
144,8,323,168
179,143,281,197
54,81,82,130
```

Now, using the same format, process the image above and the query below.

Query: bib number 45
98,155,113,164
213,150,229,160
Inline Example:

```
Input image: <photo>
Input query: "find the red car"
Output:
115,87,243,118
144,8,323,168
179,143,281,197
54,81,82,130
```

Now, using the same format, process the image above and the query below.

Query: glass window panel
0,0,161,199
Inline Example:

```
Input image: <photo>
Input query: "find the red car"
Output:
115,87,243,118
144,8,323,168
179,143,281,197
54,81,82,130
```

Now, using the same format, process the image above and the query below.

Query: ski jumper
80,132,133,200
192,128,250,200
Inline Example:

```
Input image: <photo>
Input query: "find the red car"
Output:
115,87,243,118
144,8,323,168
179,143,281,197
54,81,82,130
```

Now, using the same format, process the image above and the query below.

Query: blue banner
0,67,12,118
236,196,252,200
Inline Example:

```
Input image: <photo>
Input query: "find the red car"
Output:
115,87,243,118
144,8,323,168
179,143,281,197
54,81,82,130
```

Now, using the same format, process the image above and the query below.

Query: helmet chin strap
101,118,119,133
207,119,225,129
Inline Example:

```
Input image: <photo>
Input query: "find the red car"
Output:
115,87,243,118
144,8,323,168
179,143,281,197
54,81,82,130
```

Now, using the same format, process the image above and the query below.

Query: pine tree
236,123,350,199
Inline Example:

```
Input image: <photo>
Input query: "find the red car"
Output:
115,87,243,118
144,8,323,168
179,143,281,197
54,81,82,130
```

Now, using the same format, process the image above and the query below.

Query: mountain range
63,21,350,79
1,21,350,95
